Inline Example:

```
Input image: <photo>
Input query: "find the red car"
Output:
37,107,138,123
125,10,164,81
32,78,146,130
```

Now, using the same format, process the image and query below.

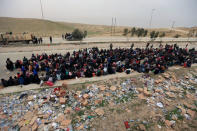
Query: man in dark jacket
6,58,14,71
50,36,52,43
8,76,14,86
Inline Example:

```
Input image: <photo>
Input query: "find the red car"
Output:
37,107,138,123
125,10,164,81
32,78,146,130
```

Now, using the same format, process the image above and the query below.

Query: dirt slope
0,17,196,37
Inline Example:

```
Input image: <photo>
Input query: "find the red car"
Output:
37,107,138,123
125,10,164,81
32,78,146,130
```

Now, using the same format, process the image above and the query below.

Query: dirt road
42,37,197,44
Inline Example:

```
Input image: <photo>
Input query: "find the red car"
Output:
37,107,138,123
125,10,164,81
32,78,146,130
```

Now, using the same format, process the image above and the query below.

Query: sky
0,0,197,28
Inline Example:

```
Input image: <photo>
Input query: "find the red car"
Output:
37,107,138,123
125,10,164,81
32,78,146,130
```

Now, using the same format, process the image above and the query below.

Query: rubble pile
0,69,197,131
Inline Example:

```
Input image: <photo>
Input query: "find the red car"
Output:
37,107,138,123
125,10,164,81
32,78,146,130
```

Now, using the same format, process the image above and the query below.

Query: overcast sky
0,0,197,28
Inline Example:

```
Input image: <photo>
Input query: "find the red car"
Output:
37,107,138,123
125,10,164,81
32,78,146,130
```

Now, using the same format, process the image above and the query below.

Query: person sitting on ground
13,76,19,85
15,60,21,69
18,75,24,87
23,57,28,65
33,74,40,84
39,73,45,86
1,79,8,87
8,76,14,86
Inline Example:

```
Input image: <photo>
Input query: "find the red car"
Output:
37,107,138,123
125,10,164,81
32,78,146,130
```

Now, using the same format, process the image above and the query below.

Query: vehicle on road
0,32,35,45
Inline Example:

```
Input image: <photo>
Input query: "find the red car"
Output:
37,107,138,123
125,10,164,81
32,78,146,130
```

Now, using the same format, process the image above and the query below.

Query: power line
114,17,116,36
149,9,155,28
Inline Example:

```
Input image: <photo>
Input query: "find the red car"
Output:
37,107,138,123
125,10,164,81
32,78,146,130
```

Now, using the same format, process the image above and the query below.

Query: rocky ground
0,66,196,131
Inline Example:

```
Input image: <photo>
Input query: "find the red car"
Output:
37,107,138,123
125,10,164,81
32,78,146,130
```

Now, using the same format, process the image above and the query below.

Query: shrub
154,31,159,38
83,30,87,38
150,31,155,38
123,28,129,36
131,27,136,36
72,29,86,40
159,32,165,37
143,30,148,37
174,34,181,38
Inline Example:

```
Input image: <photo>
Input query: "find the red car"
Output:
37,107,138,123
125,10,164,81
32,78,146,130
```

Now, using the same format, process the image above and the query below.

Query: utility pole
114,17,116,36
111,18,113,37
149,9,155,28
39,0,45,40
40,0,44,19
171,21,175,29
110,17,114,44
170,21,175,32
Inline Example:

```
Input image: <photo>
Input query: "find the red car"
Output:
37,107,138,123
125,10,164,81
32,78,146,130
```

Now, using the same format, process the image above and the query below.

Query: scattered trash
95,108,104,116
0,68,196,130
184,114,191,120
156,102,164,108
130,120,135,122
52,122,58,129
88,116,95,119
19,93,28,99
139,124,146,130
124,121,130,129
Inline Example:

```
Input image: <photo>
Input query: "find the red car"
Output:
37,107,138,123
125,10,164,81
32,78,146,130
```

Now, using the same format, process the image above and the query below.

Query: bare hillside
0,17,195,37
0,17,125,37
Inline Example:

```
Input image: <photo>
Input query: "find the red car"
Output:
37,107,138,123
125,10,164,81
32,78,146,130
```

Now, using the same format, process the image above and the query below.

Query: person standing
40,37,43,44
50,36,52,44
6,58,14,71
62,34,64,40
38,38,40,44
110,43,113,50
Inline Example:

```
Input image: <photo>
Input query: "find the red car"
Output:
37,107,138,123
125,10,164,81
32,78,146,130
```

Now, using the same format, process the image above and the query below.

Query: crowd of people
1,43,197,87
